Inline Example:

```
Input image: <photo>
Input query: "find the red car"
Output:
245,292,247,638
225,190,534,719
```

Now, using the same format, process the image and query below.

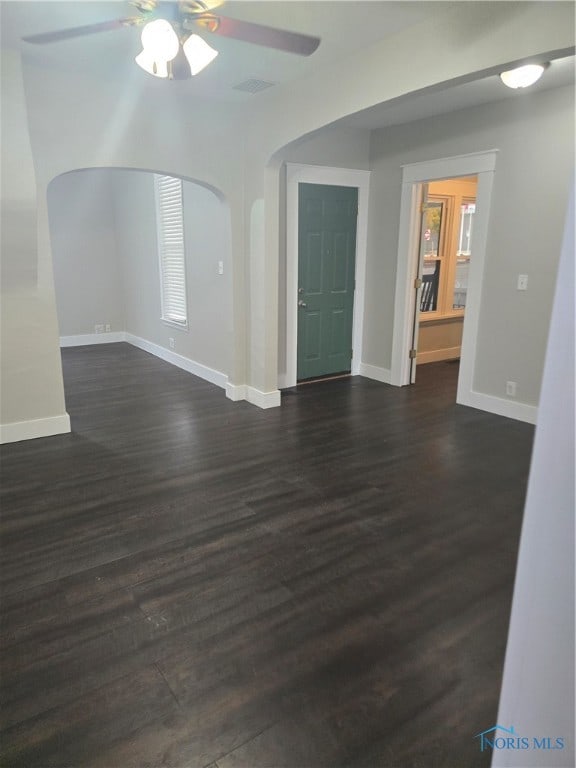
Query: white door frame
282,163,371,389
389,150,498,410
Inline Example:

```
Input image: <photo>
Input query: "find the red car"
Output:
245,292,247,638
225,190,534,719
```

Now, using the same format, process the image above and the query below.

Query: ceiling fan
21,0,322,80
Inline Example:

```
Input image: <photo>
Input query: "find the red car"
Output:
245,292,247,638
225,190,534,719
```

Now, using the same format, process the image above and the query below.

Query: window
155,174,187,327
419,177,477,319
421,200,447,313
453,201,475,309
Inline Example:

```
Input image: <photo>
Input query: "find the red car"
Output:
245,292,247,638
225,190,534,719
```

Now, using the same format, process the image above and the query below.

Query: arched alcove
47,167,233,392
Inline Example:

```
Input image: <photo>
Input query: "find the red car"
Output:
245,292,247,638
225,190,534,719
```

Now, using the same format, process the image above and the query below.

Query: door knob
298,300,307,308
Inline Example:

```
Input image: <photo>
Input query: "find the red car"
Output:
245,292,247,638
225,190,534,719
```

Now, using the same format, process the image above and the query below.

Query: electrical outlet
105,324,111,332
218,261,224,275
517,274,528,291
506,381,517,397
168,338,175,349
94,324,104,334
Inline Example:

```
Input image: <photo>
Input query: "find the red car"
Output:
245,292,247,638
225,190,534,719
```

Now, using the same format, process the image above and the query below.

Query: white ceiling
340,54,575,131
1,1,444,101
2,1,574,123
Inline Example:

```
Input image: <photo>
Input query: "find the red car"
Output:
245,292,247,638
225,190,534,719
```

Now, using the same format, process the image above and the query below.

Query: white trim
0,413,71,444
401,150,498,184
60,332,126,347
417,346,461,365
59,333,280,411
456,169,495,410
154,174,189,328
226,383,247,401
125,333,227,389
284,163,371,389
390,182,422,386
359,362,392,385
390,151,509,418
246,386,281,409
161,318,189,332
461,391,537,425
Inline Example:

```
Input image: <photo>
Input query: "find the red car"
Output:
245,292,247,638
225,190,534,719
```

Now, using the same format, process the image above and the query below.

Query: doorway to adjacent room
410,175,478,383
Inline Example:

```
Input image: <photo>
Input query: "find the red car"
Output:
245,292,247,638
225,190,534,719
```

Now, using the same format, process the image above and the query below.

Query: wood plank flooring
0,344,534,767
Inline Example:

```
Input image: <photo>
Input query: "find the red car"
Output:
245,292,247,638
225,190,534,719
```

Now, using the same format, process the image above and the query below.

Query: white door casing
390,150,504,415
282,163,371,390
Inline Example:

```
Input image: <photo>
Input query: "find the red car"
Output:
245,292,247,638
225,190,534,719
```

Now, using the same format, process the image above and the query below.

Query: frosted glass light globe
135,49,169,78
500,64,545,89
141,19,179,62
183,34,218,75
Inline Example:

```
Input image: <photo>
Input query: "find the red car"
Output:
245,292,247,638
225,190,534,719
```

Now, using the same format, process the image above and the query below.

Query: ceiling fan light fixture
500,63,547,89
135,49,169,78
183,34,218,75
140,18,179,62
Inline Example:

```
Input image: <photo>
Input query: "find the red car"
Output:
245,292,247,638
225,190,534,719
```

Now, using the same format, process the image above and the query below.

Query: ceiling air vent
232,78,275,94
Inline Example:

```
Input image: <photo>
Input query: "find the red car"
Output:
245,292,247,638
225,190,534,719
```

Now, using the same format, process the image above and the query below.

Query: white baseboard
59,332,280,410
458,389,538,425
359,362,393,385
60,332,126,347
417,346,461,364
246,387,281,409
0,413,71,444
125,333,228,390
226,383,247,401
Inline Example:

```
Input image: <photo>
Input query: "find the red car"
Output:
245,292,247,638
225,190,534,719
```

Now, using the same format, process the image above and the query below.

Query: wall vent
232,78,275,94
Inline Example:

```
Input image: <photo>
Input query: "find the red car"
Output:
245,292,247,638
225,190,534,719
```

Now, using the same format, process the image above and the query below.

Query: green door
297,183,358,381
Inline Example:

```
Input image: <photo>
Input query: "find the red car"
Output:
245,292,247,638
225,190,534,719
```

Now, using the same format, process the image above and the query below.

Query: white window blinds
154,174,188,327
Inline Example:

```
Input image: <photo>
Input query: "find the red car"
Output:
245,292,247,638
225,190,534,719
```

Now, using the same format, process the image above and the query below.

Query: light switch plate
517,274,528,291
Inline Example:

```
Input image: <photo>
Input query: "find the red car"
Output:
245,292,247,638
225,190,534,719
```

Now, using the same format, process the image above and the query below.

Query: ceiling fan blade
192,15,320,56
22,18,137,45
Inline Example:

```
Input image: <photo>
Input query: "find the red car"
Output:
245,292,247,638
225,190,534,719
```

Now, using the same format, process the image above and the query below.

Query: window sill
161,318,189,331
419,311,465,324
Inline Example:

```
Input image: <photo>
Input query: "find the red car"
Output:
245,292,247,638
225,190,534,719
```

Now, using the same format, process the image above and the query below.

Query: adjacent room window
154,174,188,327
419,177,478,319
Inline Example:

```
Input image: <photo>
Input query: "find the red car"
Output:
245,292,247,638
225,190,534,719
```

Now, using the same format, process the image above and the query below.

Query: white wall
365,84,574,407
493,184,574,767
48,170,124,336
114,171,232,378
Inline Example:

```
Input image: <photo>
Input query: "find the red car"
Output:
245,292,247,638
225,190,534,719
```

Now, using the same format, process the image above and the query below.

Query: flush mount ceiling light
500,63,548,89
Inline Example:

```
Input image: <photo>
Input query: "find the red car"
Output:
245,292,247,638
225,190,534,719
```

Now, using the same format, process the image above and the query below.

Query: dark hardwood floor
0,344,534,768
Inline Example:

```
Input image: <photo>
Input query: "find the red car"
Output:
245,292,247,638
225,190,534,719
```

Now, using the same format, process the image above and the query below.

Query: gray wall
493,183,574,768
276,124,371,378
365,84,574,406
49,170,124,336
49,169,232,378
279,123,371,170
114,171,232,376
0,47,67,432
